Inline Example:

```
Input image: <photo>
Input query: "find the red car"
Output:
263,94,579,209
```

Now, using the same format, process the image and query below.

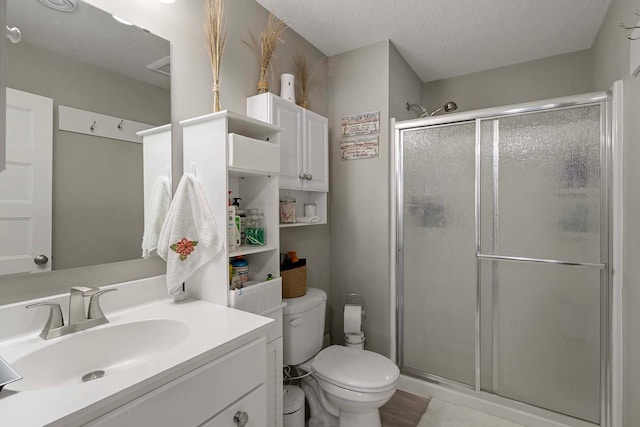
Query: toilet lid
312,345,399,392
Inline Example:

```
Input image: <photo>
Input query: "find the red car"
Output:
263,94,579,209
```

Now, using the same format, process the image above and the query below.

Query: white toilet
283,288,399,427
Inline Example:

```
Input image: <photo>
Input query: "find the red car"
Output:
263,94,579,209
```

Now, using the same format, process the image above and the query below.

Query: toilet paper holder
345,293,366,318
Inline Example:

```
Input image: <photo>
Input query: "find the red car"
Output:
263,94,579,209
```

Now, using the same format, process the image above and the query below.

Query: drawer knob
233,411,249,426
307,173,312,180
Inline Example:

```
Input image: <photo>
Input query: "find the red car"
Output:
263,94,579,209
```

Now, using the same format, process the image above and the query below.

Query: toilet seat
312,345,399,393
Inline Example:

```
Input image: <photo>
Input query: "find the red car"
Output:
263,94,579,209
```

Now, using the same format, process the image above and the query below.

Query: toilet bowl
283,288,400,427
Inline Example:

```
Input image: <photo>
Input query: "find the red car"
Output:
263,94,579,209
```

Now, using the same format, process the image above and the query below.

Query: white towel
157,173,223,295
141,175,172,258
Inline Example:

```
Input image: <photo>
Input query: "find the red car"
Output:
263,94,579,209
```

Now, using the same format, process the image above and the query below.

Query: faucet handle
70,286,100,296
87,289,117,320
26,302,64,339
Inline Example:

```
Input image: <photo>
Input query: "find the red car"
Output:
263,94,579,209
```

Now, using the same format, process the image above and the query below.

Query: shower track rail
476,254,606,269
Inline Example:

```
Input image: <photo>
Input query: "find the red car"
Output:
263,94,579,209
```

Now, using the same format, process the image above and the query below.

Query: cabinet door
303,110,328,192
201,384,266,427
273,97,303,190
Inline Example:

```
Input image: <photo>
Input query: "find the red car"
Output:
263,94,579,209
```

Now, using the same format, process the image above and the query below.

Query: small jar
245,208,266,246
280,192,296,224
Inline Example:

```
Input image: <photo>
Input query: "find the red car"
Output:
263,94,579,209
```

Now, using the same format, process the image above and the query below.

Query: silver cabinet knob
307,173,312,180
34,254,49,265
298,173,305,180
233,411,249,426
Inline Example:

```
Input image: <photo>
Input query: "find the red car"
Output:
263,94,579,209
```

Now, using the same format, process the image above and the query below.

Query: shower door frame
393,90,619,427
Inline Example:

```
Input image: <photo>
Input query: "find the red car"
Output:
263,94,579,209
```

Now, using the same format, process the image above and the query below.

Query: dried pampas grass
244,14,287,94
293,52,322,109
204,0,227,112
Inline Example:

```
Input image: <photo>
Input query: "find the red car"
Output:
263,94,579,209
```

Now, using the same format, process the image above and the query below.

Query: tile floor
380,389,431,427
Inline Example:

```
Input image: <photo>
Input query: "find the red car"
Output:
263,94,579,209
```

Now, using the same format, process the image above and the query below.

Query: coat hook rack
117,120,124,130
620,10,640,39
90,121,96,132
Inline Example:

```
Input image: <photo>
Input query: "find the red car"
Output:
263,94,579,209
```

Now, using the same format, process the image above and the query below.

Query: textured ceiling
7,0,170,90
254,0,612,82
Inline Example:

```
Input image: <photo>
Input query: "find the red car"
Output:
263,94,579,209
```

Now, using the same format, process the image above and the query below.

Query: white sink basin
8,319,189,392
0,296,273,427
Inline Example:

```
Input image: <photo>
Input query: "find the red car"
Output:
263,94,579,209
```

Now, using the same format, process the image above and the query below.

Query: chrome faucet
26,287,116,340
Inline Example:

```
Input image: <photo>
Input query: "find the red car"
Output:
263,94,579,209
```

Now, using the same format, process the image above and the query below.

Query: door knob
233,411,249,426
34,255,49,265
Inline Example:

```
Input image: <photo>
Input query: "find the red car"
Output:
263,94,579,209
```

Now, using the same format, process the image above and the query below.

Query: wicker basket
281,265,307,298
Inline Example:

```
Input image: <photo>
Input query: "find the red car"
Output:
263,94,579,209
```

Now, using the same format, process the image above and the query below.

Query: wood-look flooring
380,389,431,427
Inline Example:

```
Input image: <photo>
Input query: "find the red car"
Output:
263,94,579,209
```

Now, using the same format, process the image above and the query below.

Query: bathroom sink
6,319,189,392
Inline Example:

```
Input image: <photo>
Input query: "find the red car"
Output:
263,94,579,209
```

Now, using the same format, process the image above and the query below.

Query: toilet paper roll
344,304,362,333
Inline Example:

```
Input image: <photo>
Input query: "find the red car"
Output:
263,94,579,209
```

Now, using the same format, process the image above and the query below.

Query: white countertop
0,298,272,426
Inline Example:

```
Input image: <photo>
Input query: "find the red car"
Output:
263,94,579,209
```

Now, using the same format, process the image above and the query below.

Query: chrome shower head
406,101,458,118
406,102,428,117
428,101,458,117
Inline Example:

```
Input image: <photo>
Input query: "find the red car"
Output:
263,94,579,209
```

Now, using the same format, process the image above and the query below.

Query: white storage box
229,277,282,314
228,133,280,174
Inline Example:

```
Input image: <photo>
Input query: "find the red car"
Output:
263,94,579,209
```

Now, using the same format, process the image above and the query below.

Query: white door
303,110,329,192
0,88,53,275
273,96,304,190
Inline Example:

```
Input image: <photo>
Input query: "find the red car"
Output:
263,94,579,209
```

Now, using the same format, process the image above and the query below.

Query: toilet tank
282,288,327,365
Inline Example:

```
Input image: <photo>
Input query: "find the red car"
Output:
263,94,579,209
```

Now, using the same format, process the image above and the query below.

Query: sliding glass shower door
398,101,608,424
400,122,476,386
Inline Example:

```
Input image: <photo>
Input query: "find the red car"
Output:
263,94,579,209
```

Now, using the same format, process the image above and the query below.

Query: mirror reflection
2,0,171,275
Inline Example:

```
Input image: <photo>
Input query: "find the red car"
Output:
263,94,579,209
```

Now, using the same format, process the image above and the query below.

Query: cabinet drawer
229,133,279,174
200,384,266,427
90,337,266,427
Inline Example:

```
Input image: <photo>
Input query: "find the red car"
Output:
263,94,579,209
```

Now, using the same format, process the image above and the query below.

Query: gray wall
5,41,171,271
0,0,329,304
389,43,423,121
328,40,391,355
422,49,592,113
590,0,640,424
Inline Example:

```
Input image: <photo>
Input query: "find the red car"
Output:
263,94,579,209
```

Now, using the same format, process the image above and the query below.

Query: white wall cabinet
247,93,328,226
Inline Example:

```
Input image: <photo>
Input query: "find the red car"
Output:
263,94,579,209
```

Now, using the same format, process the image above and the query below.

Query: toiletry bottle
227,191,237,251
231,256,249,284
233,197,246,245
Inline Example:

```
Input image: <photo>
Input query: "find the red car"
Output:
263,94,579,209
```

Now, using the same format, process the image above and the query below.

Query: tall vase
213,79,221,112
257,68,269,94
280,74,295,102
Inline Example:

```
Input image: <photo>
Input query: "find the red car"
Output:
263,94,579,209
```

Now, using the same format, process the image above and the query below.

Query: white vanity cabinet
89,337,267,427
247,94,328,226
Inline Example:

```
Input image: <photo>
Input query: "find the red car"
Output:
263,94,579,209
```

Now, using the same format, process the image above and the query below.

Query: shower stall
394,91,617,426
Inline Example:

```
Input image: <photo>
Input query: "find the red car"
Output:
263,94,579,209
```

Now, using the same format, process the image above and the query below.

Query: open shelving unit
180,110,283,305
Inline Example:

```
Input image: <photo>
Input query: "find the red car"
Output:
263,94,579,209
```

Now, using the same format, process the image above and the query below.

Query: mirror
2,0,171,275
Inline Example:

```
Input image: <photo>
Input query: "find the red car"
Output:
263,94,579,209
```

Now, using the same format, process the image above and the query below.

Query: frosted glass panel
480,260,601,423
480,106,602,263
401,122,476,386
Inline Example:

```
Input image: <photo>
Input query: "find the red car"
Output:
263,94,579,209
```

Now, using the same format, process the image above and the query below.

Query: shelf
228,167,276,178
229,243,278,257
280,221,326,228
